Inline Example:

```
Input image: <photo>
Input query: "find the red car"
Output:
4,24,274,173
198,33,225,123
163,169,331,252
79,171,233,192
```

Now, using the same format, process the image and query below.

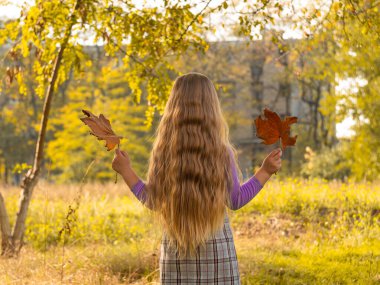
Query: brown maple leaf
80,109,122,151
254,108,298,150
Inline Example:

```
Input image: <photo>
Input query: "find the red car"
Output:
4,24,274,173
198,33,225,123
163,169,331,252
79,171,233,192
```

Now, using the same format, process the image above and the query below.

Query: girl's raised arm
130,179,148,204
112,149,151,209
227,147,281,210
113,147,280,211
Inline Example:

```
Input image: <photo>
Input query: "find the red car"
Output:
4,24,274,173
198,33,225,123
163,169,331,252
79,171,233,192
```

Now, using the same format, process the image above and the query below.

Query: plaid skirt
159,213,241,284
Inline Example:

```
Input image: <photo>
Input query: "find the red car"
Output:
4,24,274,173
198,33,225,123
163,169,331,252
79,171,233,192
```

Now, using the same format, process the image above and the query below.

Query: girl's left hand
112,148,131,175
261,148,282,175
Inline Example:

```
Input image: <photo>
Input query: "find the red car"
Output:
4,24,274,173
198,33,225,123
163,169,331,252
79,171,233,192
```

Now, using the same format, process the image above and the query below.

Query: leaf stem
274,139,283,175
114,143,120,184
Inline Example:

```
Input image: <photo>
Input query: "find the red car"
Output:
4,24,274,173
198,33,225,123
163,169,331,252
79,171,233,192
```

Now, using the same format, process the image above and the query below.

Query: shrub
301,142,351,181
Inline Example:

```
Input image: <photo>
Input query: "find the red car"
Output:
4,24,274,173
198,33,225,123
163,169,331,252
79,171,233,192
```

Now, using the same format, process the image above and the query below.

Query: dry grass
0,245,159,284
1,178,379,284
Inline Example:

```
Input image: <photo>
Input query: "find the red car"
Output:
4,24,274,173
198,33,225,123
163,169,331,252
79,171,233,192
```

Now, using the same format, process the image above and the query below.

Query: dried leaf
80,109,122,151
254,108,298,150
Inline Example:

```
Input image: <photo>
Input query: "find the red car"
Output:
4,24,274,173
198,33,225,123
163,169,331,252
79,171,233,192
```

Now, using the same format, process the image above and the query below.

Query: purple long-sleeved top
131,148,263,210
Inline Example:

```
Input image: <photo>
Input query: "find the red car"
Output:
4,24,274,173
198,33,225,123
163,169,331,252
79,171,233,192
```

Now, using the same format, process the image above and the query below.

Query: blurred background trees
0,0,379,185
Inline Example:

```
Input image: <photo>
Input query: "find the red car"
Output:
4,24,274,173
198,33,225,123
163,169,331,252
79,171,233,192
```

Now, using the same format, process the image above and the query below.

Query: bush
300,142,351,181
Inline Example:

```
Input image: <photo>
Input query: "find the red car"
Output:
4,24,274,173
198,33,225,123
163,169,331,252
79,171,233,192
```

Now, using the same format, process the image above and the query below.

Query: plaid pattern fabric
159,214,241,284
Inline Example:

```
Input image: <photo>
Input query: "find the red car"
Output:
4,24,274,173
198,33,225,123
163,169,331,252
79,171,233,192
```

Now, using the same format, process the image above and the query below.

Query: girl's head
146,72,238,258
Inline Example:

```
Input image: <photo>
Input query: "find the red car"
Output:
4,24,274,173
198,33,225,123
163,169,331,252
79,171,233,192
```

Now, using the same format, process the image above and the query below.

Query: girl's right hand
112,148,131,176
261,148,282,175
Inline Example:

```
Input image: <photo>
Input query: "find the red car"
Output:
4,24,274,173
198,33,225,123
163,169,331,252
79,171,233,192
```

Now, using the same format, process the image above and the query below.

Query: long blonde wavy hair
145,72,240,258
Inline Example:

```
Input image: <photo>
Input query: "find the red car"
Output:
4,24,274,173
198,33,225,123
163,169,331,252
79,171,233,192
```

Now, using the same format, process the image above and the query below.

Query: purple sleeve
131,179,150,207
227,148,263,210
131,148,264,211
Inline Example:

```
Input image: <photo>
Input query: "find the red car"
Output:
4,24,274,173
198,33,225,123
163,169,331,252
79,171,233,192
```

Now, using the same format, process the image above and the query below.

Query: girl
112,72,282,284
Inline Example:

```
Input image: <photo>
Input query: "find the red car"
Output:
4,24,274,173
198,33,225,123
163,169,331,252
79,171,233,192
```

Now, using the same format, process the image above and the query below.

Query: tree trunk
0,192,12,256
1,0,82,256
4,164,8,185
313,84,322,149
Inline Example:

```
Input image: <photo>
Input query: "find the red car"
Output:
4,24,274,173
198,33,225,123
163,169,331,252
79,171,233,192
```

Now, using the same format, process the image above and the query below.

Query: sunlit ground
1,178,379,284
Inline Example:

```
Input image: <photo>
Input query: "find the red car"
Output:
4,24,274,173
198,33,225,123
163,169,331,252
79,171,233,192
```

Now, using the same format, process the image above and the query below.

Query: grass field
1,177,379,284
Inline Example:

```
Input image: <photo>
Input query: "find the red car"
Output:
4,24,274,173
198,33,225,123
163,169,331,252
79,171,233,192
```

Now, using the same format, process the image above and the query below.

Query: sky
0,0,356,138
335,78,367,138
